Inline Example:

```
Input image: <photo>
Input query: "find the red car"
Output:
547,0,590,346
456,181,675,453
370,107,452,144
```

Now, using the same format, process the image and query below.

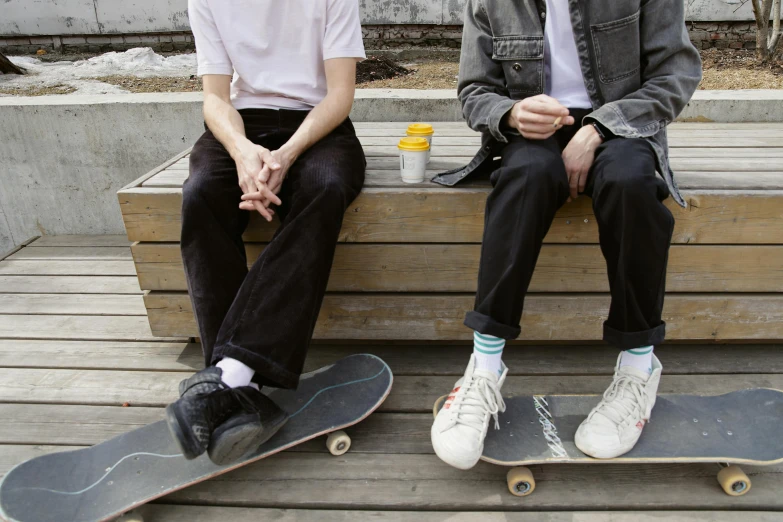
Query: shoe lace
593,374,649,426
450,375,506,433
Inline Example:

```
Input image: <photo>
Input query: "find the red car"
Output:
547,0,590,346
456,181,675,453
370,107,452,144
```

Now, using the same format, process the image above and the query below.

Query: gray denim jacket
432,0,703,207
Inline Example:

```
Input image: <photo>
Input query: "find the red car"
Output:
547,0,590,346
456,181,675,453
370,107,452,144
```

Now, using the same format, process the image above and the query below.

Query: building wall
0,0,756,36
0,22,761,55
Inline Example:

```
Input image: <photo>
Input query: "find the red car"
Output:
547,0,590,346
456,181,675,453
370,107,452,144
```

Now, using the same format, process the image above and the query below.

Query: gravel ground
1,48,781,96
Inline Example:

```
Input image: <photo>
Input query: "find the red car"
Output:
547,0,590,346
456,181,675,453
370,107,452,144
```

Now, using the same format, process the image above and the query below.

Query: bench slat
131,243,783,293
144,292,783,341
119,188,783,244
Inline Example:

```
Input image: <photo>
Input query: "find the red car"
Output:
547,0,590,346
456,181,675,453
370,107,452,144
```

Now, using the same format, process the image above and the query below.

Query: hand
232,140,282,221
506,94,575,140
562,125,603,201
239,147,297,212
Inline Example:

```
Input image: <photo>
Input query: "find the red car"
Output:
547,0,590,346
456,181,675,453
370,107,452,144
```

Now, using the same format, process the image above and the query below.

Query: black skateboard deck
0,354,393,522
435,388,783,496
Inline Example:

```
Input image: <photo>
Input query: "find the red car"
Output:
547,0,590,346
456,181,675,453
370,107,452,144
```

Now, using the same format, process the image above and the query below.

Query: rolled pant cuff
464,311,521,340
213,342,300,390
603,321,666,350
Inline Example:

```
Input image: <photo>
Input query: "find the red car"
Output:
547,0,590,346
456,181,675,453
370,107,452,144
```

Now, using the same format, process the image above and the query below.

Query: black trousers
464,111,675,349
181,109,365,389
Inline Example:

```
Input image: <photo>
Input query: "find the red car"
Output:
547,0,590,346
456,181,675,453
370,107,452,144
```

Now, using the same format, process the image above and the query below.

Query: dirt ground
1,49,781,96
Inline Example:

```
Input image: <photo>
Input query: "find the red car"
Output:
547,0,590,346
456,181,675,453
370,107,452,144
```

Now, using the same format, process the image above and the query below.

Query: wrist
505,102,520,129
584,124,603,148
228,135,253,161
277,142,301,164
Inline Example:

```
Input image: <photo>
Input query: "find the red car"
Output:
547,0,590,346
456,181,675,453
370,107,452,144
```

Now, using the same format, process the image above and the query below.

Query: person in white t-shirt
165,0,367,466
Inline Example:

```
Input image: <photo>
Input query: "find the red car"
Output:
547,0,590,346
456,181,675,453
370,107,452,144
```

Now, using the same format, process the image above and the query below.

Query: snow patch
1,48,198,97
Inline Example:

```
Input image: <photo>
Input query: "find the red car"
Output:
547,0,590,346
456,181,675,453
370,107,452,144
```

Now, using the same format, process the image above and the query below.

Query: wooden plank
0,236,39,262
1,340,779,376
0,275,141,294
0,340,202,371
0,404,163,445
0,260,137,276
1,368,779,410
119,148,192,192
0,294,147,316
0,445,83,478
119,188,783,244
145,292,783,341
29,236,131,248
132,243,783,293
158,453,783,510
0,315,184,341
136,506,783,522
6,247,132,261
141,167,783,191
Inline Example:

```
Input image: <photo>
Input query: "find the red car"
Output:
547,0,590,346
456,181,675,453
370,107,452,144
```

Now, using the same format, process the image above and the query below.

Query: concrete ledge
1,89,781,254
354,89,783,123
3,89,782,123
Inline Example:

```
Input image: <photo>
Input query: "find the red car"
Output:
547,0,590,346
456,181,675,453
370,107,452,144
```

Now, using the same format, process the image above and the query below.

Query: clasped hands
233,141,295,222
506,94,603,200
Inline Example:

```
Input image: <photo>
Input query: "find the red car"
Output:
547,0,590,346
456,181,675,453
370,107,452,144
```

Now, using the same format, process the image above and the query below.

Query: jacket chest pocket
492,36,544,96
590,11,641,84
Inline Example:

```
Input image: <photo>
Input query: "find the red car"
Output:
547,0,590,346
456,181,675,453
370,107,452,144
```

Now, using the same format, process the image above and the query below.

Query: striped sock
620,345,654,374
473,331,505,377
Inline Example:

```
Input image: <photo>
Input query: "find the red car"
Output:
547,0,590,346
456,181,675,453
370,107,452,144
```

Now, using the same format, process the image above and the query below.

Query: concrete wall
0,0,756,36
2,89,783,256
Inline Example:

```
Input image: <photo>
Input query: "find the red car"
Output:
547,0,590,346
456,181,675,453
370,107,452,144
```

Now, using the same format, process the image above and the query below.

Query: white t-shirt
188,0,366,110
544,0,592,109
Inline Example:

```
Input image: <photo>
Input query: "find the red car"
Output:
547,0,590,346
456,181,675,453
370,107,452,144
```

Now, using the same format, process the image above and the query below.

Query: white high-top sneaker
575,353,663,459
431,354,508,470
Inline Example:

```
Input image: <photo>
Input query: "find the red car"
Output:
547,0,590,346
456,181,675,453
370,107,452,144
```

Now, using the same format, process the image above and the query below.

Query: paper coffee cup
407,123,434,164
398,137,430,183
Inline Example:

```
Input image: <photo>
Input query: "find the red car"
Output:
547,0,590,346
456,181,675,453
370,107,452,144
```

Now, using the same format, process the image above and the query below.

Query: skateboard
0,353,393,522
434,388,783,497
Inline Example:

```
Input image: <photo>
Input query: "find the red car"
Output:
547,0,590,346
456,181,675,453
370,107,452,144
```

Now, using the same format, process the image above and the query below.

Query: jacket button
513,63,522,71
540,11,546,19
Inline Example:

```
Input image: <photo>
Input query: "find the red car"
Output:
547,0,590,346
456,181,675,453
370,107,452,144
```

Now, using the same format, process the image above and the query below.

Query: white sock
620,346,654,374
216,357,255,388
473,331,505,377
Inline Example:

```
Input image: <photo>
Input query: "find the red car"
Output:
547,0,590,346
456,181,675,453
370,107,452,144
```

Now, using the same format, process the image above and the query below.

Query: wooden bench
118,122,783,342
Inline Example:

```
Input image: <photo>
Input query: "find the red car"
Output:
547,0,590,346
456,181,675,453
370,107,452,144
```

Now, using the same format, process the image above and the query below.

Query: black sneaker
165,366,239,460
207,386,289,465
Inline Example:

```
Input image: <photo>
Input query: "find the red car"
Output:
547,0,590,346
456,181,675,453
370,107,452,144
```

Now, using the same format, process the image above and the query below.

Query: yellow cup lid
406,123,434,136
398,137,430,151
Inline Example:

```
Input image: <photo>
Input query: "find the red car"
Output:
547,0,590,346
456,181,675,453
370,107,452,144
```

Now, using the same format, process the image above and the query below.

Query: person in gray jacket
431,0,702,470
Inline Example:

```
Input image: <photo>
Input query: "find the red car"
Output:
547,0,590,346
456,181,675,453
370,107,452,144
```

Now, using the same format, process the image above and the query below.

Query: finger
527,98,570,117
253,199,274,222
257,164,271,184
520,122,562,135
521,130,555,141
242,188,282,207
568,170,579,200
578,169,589,194
263,186,282,207
260,149,281,171
520,111,567,125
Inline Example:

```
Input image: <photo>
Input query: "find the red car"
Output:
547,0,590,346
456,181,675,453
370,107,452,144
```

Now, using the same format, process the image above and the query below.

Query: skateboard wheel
717,465,751,496
433,395,448,419
506,467,536,497
326,431,351,456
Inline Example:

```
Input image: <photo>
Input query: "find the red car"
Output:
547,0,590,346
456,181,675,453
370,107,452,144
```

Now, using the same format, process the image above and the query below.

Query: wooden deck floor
0,236,781,521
